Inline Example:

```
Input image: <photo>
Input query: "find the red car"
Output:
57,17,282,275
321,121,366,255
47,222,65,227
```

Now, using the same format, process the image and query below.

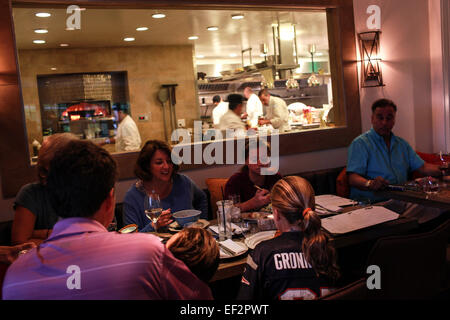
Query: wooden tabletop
377,181,450,210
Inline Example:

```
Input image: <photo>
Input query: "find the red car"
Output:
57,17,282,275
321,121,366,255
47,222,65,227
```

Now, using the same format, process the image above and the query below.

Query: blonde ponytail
271,176,340,281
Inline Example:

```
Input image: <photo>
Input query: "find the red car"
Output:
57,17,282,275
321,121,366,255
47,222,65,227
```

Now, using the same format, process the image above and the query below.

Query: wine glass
439,151,448,177
144,192,163,232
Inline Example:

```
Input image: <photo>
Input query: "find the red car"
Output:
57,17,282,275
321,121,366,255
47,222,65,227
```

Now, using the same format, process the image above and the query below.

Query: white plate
168,219,210,232
219,241,248,260
244,230,277,249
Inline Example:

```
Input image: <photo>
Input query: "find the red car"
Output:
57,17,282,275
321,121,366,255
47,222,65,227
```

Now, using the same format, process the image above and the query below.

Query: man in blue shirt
347,99,442,202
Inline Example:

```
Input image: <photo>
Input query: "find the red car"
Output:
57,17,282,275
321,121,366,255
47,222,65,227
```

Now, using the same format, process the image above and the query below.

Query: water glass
422,177,440,195
228,194,242,223
217,200,233,241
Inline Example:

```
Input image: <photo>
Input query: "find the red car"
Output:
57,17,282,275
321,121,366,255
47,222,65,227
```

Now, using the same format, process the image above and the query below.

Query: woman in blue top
124,140,208,232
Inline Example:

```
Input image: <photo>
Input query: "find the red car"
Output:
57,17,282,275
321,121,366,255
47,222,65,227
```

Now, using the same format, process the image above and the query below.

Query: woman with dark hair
224,140,281,212
12,133,79,245
123,140,208,232
237,176,340,300
166,227,220,283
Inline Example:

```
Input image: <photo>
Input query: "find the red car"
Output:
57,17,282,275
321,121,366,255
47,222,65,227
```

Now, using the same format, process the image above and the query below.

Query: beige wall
353,0,435,153
18,44,199,153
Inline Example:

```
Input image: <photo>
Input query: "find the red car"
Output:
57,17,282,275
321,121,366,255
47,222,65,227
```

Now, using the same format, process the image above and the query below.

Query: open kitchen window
12,6,340,160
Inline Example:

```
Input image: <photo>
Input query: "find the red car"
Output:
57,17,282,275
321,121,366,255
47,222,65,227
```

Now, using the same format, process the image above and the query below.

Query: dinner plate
241,212,272,222
168,219,210,232
244,230,277,249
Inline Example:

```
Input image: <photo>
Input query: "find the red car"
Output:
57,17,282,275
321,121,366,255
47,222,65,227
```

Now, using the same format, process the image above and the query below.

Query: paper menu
320,206,399,234
315,194,356,212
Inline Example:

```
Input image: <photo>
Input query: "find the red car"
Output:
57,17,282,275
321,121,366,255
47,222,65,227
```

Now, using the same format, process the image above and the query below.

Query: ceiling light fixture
50,67,57,71
33,40,46,44
136,27,148,31
231,14,244,20
152,13,166,19
35,12,51,18
123,37,135,42
34,29,48,34
188,36,199,40
60,43,69,47
207,26,219,31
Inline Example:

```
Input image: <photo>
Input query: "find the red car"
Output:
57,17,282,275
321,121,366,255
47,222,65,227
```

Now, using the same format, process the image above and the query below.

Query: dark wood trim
1,0,361,198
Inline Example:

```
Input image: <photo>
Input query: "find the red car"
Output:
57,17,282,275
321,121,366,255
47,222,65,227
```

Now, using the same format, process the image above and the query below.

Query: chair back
336,167,350,198
205,178,228,220
0,263,9,300
365,219,450,299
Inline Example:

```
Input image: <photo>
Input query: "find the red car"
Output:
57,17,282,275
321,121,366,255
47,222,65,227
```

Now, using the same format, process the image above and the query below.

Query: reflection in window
12,7,337,160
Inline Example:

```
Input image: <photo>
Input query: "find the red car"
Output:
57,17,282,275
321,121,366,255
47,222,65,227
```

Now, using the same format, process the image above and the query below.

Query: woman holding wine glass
124,140,208,232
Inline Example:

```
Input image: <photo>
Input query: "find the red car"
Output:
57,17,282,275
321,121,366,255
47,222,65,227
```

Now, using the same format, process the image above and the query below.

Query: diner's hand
368,176,390,191
241,112,248,120
252,189,271,208
258,119,271,126
0,242,36,265
154,209,173,230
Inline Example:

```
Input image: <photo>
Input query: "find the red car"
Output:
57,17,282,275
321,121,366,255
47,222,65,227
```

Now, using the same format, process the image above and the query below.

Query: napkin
219,239,247,256
209,223,249,235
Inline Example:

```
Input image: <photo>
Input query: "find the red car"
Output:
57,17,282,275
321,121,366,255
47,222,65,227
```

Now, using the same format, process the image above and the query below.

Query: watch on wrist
365,180,372,188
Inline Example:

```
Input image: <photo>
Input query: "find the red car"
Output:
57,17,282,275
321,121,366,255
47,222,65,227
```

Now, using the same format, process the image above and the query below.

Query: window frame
0,0,360,198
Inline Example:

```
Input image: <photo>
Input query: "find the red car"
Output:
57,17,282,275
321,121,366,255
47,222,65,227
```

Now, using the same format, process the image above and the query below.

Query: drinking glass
422,177,440,195
229,194,242,223
144,193,163,232
439,151,449,176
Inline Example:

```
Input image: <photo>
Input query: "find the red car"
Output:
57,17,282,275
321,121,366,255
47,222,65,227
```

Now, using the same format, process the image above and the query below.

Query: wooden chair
336,167,350,198
365,218,450,299
205,178,228,220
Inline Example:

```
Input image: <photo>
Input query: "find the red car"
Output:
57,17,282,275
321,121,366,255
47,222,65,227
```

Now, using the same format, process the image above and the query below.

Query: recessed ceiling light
50,67,57,71
207,26,219,31
188,36,199,40
196,55,205,58
231,14,244,20
33,40,46,44
123,37,135,42
34,29,48,34
60,43,69,47
136,27,148,31
35,12,51,18
152,13,166,19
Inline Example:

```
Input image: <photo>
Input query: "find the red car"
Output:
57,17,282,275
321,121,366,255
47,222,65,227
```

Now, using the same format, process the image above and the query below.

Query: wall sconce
358,31,384,87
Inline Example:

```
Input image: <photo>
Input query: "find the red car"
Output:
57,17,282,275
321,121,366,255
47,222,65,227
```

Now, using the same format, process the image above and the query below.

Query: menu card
321,206,399,234
315,194,356,213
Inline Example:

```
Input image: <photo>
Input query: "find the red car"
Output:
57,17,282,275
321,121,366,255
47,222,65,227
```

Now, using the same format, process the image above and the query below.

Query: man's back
2,218,212,300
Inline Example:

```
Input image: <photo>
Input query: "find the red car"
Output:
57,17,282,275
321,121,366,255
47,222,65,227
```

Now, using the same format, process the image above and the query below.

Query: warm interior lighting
188,36,199,40
123,37,135,42
33,40,46,44
231,14,244,20
70,115,81,121
207,26,219,31
358,31,384,87
60,43,69,47
136,27,148,31
34,29,48,34
35,12,51,18
196,55,205,58
152,13,166,19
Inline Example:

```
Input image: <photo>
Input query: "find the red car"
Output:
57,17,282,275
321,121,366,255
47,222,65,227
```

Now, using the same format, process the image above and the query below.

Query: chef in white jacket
105,104,142,152
258,89,291,133
243,87,263,128
217,94,246,136
212,95,229,128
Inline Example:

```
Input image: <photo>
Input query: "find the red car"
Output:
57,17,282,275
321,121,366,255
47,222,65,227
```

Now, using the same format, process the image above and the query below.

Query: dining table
149,200,421,283
377,177,450,210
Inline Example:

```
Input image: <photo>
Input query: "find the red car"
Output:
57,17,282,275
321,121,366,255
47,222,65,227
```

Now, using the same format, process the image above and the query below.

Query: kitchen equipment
157,87,169,142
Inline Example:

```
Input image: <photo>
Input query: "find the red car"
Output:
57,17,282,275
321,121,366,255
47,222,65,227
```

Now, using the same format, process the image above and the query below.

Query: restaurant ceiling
13,8,329,64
